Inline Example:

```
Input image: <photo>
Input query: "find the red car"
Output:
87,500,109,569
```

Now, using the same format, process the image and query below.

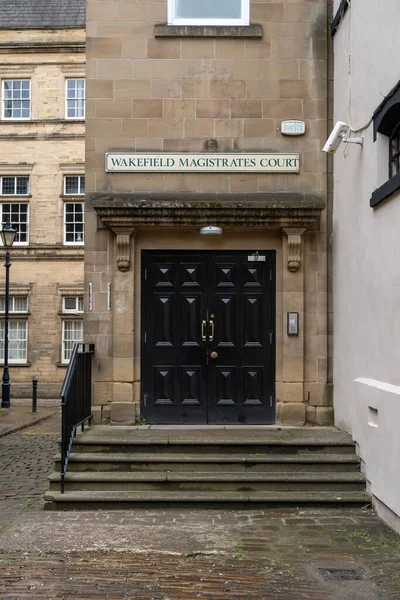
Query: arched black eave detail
370,82,400,207
373,82,400,141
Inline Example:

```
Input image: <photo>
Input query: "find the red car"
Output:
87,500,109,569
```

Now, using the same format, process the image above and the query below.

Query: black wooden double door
141,251,276,424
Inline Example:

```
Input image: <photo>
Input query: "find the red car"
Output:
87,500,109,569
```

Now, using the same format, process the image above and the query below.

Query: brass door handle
210,351,218,360
201,320,207,342
209,320,214,342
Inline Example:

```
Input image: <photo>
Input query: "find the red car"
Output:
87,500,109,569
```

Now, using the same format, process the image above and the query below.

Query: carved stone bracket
110,226,135,272
283,228,306,272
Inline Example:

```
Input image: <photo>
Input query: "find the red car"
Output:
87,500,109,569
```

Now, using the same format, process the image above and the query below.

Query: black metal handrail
60,342,94,493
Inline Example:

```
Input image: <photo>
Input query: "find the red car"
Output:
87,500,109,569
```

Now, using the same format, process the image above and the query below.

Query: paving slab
78,425,354,446
1,415,400,599
0,399,59,437
1,507,400,599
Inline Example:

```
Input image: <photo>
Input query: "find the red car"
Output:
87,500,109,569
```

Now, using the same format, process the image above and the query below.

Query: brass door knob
210,351,218,360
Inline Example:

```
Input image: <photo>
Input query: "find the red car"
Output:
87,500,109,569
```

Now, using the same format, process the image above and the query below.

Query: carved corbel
283,228,306,273
110,227,135,272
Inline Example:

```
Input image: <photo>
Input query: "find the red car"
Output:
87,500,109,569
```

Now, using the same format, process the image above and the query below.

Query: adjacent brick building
0,0,86,396
85,0,332,425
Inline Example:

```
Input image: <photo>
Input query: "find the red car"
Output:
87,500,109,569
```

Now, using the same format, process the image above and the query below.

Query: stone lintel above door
89,191,325,230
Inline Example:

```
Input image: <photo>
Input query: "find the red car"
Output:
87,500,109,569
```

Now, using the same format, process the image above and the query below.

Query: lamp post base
2,367,11,408
1,388,11,408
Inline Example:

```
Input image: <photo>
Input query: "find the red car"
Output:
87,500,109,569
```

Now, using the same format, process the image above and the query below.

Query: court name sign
105,153,300,173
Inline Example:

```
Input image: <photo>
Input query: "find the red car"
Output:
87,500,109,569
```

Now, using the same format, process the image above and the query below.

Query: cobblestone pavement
0,412,60,530
1,417,400,599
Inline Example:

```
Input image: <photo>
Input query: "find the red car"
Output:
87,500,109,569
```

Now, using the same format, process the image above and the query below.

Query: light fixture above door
200,226,222,235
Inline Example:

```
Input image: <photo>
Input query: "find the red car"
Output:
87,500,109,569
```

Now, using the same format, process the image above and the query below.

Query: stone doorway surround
85,190,327,427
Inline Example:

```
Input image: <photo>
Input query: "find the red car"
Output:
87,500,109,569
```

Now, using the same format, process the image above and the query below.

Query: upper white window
0,203,29,245
64,175,85,195
65,79,85,120
0,176,29,196
64,203,84,245
0,320,28,363
62,296,84,313
62,320,83,364
2,80,31,120
0,296,28,313
168,0,249,25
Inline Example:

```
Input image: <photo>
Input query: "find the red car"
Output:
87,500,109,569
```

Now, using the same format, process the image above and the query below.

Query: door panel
181,293,202,346
207,254,274,424
216,294,236,346
143,253,208,423
154,294,174,346
243,295,263,347
142,251,275,424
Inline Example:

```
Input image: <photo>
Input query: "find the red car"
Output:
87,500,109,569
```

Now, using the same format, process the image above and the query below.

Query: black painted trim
331,0,349,37
370,171,400,208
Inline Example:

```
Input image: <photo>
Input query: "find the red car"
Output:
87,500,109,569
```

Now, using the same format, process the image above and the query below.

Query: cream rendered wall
333,1,400,528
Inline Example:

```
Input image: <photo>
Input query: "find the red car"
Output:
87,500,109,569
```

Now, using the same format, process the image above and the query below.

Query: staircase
44,426,367,509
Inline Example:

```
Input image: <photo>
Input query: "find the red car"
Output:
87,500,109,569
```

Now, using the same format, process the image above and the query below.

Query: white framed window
62,320,83,364
168,0,249,25
64,175,85,195
0,320,28,363
0,203,29,245
64,203,84,245
65,79,85,119
62,296,84,313
0,176,29,196
0,296,28,313
2,80,31,120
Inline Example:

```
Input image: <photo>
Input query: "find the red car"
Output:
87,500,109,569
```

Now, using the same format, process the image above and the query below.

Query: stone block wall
0,28,85,397
85,0,331,424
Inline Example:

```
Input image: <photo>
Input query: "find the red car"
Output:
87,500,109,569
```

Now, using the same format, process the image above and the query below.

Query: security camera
322,121,364,154
322,121,350,154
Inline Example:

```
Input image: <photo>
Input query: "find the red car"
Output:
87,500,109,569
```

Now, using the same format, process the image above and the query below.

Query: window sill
154,23,263,38
370,171,400,207
0,362,31,367
0,195,32,199
57,362,69,368
0,119,85,125
1,118,31,122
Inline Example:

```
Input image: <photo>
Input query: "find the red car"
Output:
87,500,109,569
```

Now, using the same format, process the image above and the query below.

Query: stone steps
45,426,367,509
71,426,357,455
48,470,365,492
72,439,357,455
54,452,361,472
44,489,369,510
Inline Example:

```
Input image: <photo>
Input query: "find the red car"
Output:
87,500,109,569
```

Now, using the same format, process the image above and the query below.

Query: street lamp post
1,220,17,408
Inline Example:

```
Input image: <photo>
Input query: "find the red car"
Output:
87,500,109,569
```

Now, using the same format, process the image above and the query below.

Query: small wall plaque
281,120,306,136
248,253,266,262
287,312,299,336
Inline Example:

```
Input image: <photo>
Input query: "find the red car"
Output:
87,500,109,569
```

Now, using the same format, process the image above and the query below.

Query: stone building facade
85,0,331,426
0,1,86,397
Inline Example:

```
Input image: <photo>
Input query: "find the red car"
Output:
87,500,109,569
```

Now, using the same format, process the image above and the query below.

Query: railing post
60,343,95,494
32,377,37,414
